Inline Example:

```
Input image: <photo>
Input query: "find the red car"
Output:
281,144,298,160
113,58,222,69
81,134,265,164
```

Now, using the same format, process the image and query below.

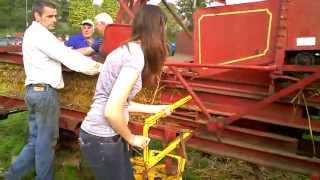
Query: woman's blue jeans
79,129,134,180
5,84,59,180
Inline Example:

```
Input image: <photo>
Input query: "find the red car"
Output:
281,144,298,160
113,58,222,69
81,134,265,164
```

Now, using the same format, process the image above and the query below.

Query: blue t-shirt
64,33,88,49
64,33,101,50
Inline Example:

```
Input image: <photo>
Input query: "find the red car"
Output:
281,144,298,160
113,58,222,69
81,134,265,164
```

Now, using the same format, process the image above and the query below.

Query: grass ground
0,112,308,180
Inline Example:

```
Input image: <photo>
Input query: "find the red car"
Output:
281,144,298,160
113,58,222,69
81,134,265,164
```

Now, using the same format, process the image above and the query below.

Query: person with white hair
94,12,114,35
71,13,113,57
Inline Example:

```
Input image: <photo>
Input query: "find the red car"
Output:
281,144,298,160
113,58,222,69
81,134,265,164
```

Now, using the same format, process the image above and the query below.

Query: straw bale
59,71,98,112
0,63,25,97
0,62,162,113
0,62,97,112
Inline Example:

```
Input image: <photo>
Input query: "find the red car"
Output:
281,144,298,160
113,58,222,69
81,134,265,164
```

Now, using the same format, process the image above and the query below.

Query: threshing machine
1,0,320,178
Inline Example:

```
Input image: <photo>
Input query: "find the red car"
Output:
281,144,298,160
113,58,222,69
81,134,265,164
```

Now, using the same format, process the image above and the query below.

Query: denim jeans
79,129,134,180
5,84,59,180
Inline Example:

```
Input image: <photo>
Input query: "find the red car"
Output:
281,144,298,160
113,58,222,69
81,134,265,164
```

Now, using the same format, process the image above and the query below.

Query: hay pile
59,71,97,112
0,62,160,113
185,151,307,179
0,62,97,112
0,63,25,97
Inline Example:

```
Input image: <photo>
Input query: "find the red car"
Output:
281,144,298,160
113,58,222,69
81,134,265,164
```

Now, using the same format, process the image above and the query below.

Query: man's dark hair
32,1,57,20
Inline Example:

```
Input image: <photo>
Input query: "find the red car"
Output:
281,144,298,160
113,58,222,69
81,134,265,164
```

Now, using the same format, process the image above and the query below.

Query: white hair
95,13,113,25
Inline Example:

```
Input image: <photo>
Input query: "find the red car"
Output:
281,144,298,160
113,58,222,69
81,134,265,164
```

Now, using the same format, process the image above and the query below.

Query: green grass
0,112,28,174
0,112,85,180
0,112,308,180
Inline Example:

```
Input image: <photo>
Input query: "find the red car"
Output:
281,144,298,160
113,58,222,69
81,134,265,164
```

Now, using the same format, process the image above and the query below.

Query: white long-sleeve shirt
23,21,101,89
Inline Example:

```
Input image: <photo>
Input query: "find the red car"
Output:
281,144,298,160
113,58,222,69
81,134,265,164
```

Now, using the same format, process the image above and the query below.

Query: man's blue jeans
5,84,59,180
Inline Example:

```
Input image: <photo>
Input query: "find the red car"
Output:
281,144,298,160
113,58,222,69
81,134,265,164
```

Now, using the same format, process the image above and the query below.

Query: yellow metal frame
132,95,192,180
197,9,273,65
145,132,191,169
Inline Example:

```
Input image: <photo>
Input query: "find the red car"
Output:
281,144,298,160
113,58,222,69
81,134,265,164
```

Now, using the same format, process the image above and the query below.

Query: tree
99,0,119,18
159,2,181,42
0,0,71,35
52,0,72,35
176,0,207,30
54,0,70,22
0,0,35,34
68,0,119,28
68,0,96,27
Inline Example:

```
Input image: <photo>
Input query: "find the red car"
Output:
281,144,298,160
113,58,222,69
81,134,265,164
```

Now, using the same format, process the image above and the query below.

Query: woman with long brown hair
79,5,168,180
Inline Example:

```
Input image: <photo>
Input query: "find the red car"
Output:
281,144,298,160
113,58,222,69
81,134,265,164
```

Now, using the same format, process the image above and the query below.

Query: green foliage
302,132,320,141
99,0,119,18
51,0,76,35
53,0,70,22
54,22,78,37
68,0,119,29
0,0,119,35
176,0,207,30
68,0,96,27
0,0,72,35
0,0,35,34
159,2,181,42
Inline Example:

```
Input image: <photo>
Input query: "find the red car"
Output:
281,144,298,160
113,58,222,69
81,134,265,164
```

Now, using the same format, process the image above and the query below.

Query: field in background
0,112,308,180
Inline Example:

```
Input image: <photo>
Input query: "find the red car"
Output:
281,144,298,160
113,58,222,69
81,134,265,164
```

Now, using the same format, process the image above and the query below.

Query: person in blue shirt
170,42,176,56
64,19,102,56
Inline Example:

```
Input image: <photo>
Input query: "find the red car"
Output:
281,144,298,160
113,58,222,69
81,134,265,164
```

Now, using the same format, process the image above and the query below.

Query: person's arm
76,47,95,56
104,68,150,149
39,32,101,75
128,101,169,114
64,39,72,47
74,38,102,56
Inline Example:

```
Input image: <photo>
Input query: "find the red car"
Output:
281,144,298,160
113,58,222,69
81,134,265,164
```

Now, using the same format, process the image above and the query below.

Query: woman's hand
128,135,150,149
158,105,172,116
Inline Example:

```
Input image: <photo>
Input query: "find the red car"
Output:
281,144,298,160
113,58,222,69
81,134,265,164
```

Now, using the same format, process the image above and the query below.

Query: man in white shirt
4,1,102,180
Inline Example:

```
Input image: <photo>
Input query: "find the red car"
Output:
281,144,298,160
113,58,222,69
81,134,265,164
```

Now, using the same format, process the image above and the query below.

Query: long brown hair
131,5,167,87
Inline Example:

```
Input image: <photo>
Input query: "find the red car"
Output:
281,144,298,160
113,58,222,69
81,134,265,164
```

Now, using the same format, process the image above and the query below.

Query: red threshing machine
1,0,320,178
